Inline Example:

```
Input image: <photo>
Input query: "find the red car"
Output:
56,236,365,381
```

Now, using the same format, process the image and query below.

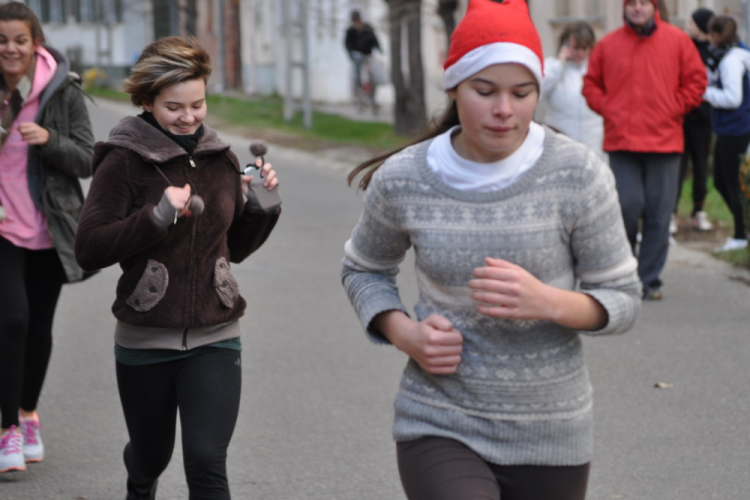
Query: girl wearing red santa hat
342,1,641,498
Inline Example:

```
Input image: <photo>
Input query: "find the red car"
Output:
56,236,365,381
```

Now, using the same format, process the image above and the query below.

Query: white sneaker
669,215,678,235
19,413,44,463
691,211,713,231
715,238,748,252
0,426,26,473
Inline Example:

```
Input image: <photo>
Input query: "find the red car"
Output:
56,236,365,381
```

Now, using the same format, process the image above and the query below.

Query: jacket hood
93,116,230,172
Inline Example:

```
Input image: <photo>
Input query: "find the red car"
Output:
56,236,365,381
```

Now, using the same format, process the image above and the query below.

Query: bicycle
351,51,378,115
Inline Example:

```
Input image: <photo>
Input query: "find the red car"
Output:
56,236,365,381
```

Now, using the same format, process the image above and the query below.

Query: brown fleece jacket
75,116,279,329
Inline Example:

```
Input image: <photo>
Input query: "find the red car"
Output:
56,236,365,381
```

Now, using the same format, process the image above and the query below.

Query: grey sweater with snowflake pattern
342,129,642,466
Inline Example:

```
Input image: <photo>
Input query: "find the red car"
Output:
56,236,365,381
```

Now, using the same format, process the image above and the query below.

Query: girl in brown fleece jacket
75,37,280,500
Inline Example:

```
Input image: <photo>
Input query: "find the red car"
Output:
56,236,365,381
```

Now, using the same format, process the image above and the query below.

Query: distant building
19,0,750,119
26,0,147,83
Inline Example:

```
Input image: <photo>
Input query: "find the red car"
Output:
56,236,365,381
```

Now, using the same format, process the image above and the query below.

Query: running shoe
642,286,663,301
669,215,678,235
691,211,713,231
0,426,26,473
19,412,44,463
715,238,748,252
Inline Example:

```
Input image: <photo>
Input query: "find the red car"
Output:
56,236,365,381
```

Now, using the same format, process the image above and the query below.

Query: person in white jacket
540,22,605,160
703,15,750,252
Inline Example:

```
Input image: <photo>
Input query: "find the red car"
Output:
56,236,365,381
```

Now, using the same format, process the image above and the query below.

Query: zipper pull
188,156,196,168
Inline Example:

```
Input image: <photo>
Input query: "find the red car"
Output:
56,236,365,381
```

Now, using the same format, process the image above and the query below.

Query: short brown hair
124,37,211,107
0,1,45,43
708,15,737,48
557,21,595,52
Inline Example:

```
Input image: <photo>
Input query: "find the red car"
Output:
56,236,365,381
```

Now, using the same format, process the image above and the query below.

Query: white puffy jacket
539,57,605,160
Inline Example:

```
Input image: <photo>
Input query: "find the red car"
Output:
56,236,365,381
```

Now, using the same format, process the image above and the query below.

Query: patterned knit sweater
342,129,642,466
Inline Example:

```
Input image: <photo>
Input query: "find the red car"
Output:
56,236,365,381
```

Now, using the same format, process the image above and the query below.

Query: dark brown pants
397,436,590,500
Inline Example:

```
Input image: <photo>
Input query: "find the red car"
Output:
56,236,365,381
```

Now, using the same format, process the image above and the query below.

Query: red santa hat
623,0,657,6
443,0,543,90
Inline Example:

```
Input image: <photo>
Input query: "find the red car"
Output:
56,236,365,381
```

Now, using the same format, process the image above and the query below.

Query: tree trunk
387,0,427,136
184,0,197,36
437,0,459,50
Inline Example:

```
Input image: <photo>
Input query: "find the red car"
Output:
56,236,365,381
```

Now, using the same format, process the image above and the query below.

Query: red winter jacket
582,12,707,153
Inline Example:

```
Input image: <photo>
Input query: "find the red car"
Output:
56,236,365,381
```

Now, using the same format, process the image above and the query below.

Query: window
27,0,46,21
73,0,123,24
76,0,96,23
33,0,65,23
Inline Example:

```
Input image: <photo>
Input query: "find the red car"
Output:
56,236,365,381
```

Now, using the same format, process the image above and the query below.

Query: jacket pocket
214,257,239,308
126,260,169,312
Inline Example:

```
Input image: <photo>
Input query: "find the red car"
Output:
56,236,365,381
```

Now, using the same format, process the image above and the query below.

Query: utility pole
94,0,113,86
217,0,227,92
282,0,312,129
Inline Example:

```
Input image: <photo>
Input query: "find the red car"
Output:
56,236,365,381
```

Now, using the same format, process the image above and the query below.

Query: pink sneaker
19,413,44,463
0,426,26,473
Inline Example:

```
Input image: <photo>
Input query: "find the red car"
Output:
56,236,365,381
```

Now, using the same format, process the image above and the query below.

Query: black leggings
116,348,242,500
397,437,590,500
0,235,66,429
678,116,712,213
713,133,750,240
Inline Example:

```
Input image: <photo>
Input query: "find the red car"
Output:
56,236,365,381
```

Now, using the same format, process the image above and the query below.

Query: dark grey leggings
116,347,242,500
397,436,590,500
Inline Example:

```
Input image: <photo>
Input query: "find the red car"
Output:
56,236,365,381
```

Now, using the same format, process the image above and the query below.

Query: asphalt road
1,98,749,499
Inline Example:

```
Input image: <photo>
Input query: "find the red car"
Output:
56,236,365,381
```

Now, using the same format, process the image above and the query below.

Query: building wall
30,0,750,116
34,0,151,84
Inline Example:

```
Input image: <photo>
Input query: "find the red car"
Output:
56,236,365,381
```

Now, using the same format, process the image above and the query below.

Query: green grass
678,176,750,267
86,87,408,151
714,248,750,267
676,176,733,227
206,94,405,150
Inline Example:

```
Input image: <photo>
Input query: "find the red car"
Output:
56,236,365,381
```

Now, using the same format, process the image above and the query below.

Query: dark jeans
609,152,681,289
397,436,590,500
116,348,242,500
0,235,66,429
678,117,712,213
713,133,750,240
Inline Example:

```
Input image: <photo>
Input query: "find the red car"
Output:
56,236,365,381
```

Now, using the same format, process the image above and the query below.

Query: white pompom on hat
443,0,544,90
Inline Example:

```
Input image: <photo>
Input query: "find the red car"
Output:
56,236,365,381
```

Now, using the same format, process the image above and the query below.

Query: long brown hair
348,103,460,190
557,21,595,52
708,15,738,49
0,1,45,43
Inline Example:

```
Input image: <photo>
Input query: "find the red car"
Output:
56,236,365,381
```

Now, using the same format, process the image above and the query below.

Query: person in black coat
344,10,383,111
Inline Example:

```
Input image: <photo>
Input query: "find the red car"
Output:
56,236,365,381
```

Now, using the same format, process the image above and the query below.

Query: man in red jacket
583,0,706,300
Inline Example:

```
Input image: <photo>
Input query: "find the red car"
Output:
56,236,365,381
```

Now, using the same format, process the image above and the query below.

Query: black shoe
642,286,662,301
125,478,157,500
